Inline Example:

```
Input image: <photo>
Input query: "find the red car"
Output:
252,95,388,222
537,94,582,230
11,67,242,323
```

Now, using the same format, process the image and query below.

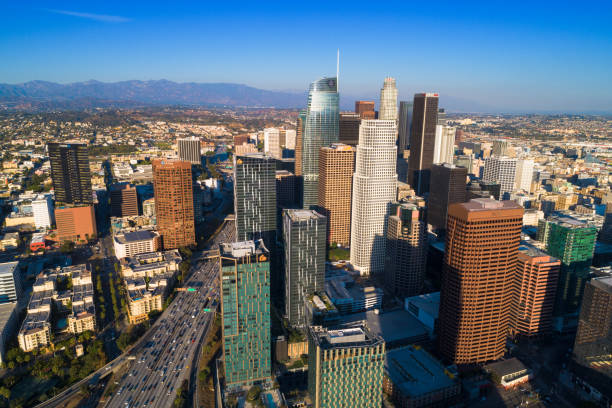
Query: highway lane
105,220,233,408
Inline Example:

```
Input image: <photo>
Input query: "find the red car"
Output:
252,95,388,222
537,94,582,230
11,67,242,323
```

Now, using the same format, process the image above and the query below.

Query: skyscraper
379,77,398,121
110,182,139,217
318,143,355,246
510,244,561,337
308,324,385,408
0,262,22,304
573,276,612,396
515,158,534,192
355,101,375,119
264,128,284,159
433,125,456,165
438,198,523,364
483,157,517,198
428,164,467,231
48,142,92,205
220,240,271,388
539,215,598,316
338,112,361,146
408,93,439,195
384,201,427,297
283,210,326,328
234,153,277,248
397,101,413,155
350,120,397,276
32,194,55,229
302,77,339,209
152,159,195,249
492,139,510,157
294,110,306,177
177,136,201,165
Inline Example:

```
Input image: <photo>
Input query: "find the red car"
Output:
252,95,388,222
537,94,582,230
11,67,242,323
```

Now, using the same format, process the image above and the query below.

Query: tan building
152,160,195,249
318,144,354,246
127,293,163,324
234,142,258,156
0,232,19,251
55,205,97,243
68,313,96,334
18,324,51,352
438,198,523,364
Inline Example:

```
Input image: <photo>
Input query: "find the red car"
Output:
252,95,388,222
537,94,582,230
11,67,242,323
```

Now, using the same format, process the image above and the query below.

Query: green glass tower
539,215,597,316
220,240,271,388
308,324,385,408
302,77,339,209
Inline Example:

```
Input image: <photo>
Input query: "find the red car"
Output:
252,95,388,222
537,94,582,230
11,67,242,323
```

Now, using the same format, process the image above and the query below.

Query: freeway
105,219,234,408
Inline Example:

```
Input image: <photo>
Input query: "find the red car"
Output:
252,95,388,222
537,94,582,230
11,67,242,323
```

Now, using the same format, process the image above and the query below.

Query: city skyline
1,1,611,113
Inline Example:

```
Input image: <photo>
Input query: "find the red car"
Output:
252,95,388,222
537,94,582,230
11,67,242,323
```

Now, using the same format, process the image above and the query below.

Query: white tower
350,120,398,276
483,157,517,198
379,77,398,121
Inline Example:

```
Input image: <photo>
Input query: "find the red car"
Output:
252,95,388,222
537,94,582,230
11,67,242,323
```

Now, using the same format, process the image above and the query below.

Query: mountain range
0,79,500,112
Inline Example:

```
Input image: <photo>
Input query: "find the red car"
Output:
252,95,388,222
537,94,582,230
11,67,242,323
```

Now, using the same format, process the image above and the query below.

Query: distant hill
0,79,307,110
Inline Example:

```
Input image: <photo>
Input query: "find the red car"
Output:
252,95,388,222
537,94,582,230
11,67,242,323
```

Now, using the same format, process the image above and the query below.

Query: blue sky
1,1,611,112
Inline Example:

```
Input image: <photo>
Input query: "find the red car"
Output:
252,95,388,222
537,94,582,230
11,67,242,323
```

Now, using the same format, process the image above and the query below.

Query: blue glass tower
302,77,339,209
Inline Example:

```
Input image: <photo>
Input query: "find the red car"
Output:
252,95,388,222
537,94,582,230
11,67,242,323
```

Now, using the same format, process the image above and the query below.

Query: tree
247,385,261,401
0,386,10,400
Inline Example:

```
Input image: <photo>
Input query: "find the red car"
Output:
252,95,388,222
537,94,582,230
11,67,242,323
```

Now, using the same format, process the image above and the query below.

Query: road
104,219,234,408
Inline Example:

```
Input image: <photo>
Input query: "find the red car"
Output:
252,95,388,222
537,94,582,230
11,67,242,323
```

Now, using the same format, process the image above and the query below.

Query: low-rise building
0,232,19,251
484,358,532,390
113,230,160,259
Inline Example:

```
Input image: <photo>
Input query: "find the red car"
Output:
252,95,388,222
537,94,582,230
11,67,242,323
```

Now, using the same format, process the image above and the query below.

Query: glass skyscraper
302,77,339,209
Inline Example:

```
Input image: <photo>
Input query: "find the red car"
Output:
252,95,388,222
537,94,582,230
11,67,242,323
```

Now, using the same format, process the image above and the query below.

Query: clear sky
1,1,611,113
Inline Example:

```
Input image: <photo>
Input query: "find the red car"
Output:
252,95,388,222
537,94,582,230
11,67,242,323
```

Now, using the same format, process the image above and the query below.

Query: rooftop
385,346,457,397
485,358,529,377
309,323,383,350
0,261,18,276
405,292,440,319
591,275,612,295
115,230,158,244
462,198,522,211
221,239,268,258
285,209,325,222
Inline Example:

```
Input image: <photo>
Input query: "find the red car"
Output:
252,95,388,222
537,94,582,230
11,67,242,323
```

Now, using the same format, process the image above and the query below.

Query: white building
285,129,296,150
350,120,398,276
378,77,398,121
433,125,456,165
0,262,22,304
177,136,201,165
113,230,160,259
483,157,517,198
32,194,54,229
263,128,283,159
515,158,534,192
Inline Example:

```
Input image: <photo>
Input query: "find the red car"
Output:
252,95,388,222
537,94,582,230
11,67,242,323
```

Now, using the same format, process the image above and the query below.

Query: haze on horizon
1,0,611,113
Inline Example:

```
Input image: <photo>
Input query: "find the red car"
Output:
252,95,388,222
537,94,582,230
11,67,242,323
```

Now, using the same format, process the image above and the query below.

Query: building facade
350,120,398,276
55,205,97,243
515,158,534,192
318,144,355,246
397,101,413,155
408,93,439,195
220,240,271,388
308,324,385,408
113,230,161,259
302,77,339,209
32,194,54,229
152,159,195,249
428,163,467,231
510,245,561,337
433,125,456,165
339,112,361,146
283,210,326,328
48,142,93,205
355,101,375,119
483,157,517,198
379,77,398,121
438,199,523,364
177,136,201,165
234,153,277,248
110,182,139,217
0,262,22,304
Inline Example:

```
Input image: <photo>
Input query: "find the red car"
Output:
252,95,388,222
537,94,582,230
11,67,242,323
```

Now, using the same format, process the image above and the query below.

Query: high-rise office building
264,128,286,159
397,101,413,155
302,77,339,209
295,110,306,178
573,276,612,395
350,120,397,276
234,153,277,248
492,139,510,157
110,182,139,217
152,159,195,249
275,170,296,208
379,77,398,121
32,194,54,229
433,125,456,165
308,324,385,408
220,240,271,388
384,201,427,297
428,164,467,231
483,157,517,198
438,199,523,364
510,244,561,337
437,108,447,125
48,142,93,205
338,112,361,146
515,158,534,192
408,93,439,195
0,262,22,304
318,144,355,246
355,101,375,119
177,136,201,165
283,210,326,328
539,215,598,316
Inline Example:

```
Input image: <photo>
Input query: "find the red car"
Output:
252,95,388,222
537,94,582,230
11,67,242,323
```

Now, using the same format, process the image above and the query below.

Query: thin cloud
45,9,131,23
